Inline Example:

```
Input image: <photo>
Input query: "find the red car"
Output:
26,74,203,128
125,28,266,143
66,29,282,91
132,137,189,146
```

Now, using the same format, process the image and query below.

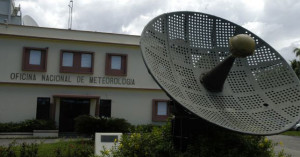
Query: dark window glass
36,97,50,120
99,99,111,117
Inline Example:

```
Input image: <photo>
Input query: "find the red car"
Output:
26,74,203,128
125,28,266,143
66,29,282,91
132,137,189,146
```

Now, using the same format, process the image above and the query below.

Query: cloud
71,0,167,33
279,40,300,62
256,0,300,49
242,21,283,44
18,0,69,28
15,0,300,60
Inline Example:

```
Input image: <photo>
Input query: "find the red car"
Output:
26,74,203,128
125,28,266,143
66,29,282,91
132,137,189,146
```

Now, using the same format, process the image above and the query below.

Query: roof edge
0,24,140,46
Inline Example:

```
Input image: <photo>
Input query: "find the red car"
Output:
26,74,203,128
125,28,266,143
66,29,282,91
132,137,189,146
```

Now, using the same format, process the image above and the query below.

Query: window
99,99,111,117
105,53,127,76
60,50,94,74
36,97,50,120
152,99,171,122
22,47,48,71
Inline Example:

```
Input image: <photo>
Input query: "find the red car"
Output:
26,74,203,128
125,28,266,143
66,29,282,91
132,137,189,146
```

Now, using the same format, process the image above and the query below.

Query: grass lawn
37,139,93,157
281,131,300,137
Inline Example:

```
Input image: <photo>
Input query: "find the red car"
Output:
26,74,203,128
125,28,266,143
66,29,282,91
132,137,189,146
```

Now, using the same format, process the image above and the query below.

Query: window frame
22,47,48,72
105,53,127,76
60,50,94,74
152,99,171,122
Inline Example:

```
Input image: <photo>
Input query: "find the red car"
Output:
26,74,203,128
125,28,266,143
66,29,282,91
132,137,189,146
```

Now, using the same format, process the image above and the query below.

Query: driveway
268,135,300,157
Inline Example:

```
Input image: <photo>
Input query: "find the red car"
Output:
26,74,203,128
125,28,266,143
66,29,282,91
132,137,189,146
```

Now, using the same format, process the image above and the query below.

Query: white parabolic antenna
140,11,300,135
23,15,39,27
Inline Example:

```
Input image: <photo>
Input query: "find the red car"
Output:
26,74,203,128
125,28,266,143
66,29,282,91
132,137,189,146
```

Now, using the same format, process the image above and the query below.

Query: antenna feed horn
229,34,256,58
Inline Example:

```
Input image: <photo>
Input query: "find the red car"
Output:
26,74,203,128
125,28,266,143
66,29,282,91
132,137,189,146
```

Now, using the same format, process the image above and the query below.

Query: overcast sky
15,0,300,62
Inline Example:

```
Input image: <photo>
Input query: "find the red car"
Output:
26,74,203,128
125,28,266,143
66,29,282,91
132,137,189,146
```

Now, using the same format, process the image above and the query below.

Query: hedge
74,115,132,136
0,119,56,132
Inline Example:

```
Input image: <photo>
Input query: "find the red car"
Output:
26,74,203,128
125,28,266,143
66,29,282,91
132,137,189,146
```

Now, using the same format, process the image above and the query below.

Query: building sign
9,73,135,86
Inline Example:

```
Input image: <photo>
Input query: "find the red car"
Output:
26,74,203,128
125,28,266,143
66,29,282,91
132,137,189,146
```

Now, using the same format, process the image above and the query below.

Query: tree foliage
291,47,300,78
97,121,291,157
293,48,300,57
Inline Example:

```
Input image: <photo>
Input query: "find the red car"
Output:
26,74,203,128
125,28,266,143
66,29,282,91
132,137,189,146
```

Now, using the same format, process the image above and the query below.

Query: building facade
0,0,21,25
0,24,170,132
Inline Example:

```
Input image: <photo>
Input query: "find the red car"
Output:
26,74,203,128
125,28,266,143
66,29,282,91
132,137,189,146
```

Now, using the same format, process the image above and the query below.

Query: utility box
95,133,122,155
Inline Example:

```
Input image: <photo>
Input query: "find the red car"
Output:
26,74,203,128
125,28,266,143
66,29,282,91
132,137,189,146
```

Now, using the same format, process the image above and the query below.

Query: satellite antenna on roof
140,11,300,135
22,15,39,27
68,0,73,30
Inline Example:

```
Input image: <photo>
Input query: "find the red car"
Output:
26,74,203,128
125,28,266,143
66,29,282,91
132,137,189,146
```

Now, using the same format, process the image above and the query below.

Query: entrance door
59,98,90,132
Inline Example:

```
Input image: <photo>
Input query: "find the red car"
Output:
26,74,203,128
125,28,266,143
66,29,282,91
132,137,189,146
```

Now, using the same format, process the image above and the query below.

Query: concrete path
268,135,300,157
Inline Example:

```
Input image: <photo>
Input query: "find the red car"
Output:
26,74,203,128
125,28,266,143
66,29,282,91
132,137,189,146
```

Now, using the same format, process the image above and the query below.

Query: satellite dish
140,11,300,135
23,15,39,27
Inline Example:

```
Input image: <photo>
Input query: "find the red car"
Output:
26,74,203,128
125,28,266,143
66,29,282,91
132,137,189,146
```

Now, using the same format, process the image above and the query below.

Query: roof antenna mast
68,0,73,30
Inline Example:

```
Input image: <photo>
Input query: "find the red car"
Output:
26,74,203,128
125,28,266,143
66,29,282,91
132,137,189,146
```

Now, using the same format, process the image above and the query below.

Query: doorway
59,98,90,132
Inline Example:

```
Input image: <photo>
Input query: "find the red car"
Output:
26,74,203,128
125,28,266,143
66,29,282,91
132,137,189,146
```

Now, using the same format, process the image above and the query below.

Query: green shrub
0,119,56,132
19,142,38,157
98,121,175,157
57,140,93,157
74,115,99,135
74,115,132,136
0,139,94,157
181,131,273,157
0,142,17,157
98,120,291,157
0,122,19,132
105,118,132,132
38,139,94,157
19,119,56,132
132,124,157,133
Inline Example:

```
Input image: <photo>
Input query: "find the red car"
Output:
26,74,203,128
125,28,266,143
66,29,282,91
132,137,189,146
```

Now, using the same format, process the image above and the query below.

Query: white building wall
0,34,160,89
0,84,168,125
0,24,169,126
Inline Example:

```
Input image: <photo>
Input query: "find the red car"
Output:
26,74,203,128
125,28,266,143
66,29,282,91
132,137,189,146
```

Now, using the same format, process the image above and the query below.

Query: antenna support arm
200,34,256,92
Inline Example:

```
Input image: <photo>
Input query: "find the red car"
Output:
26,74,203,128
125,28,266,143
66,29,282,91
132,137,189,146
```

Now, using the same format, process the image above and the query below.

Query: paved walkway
268,135,300,157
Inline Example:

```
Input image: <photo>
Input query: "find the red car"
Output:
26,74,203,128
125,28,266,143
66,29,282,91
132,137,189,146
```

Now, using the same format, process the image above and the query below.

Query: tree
291,47,300,78
293,48,300,57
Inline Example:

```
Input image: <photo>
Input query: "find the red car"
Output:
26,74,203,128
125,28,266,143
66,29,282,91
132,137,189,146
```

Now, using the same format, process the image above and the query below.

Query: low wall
0,132,33,138
0,130,59,138
33,130,58,137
